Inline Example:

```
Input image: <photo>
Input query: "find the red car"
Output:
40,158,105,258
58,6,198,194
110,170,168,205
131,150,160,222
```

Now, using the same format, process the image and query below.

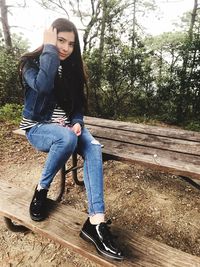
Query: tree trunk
98,0,107,65
176,0,198,122
94,0,107,115
188,0,198,42
83,0,100,53
0,0,12,49
130,0,136,86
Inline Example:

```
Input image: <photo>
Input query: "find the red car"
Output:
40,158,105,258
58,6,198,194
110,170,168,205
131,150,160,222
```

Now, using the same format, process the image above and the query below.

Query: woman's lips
59,53,68,58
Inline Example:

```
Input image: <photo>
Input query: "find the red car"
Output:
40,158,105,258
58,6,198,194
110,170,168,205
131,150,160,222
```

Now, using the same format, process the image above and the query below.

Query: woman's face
56,31,75,61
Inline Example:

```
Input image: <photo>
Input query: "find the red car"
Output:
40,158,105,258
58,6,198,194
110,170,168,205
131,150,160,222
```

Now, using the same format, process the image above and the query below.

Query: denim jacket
22,44,84,126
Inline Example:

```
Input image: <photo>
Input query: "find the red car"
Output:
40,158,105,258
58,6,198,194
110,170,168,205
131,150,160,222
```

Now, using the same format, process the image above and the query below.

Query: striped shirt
19,106,70,130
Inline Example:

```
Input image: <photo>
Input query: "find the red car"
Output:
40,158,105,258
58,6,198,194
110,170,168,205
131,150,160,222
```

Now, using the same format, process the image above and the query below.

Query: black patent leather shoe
80,218,124,261
29,187,48,221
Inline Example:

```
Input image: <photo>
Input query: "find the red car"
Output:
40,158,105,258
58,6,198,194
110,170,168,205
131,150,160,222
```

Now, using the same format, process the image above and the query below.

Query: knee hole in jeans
91,139,104,148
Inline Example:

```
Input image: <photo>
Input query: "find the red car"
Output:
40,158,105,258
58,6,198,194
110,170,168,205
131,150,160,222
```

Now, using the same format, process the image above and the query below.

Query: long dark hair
19,18,87,115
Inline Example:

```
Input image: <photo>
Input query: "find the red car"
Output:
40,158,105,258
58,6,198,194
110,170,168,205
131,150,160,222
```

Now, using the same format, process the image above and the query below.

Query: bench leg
179,175,200,190
72,153,84,186
56,153,84,202
4,217,29,232
55,165,66,202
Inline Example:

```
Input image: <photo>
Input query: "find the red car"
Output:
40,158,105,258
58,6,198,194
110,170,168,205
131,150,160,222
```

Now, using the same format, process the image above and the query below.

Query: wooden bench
14,116,200,192
84,116,200,182
3,116,200,266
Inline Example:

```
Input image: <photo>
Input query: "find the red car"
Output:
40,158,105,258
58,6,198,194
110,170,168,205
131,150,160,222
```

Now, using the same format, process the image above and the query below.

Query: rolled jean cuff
89,213,105,217
89,208,105,217
40,183,49,190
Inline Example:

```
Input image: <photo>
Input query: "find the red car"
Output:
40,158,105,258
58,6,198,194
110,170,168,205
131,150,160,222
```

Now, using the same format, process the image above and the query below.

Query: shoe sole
29,211,46,222
80,230,124,261
30,214,46,222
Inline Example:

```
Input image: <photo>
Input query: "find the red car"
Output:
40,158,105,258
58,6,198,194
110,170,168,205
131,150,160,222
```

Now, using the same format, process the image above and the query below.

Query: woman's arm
23,27,60,95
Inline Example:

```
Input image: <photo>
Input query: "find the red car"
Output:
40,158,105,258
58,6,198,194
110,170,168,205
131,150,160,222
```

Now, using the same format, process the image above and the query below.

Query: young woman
19,18,123,261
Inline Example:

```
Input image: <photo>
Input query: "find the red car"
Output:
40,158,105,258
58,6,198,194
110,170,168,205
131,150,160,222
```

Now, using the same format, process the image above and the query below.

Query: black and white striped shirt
19,106,70,130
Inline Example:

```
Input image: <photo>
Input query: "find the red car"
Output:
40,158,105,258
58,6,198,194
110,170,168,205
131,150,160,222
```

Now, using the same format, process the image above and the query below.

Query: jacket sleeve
70,111,84,127
23,44,60,95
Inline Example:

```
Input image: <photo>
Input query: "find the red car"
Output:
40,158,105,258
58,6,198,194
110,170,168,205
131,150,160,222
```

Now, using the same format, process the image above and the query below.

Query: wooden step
0,181,200,267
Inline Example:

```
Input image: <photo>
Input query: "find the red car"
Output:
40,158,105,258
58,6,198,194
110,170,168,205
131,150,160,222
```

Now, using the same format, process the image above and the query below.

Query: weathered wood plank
87,125,200,156
13,127,200,180
97,138,200,180
1,181,200,267
15,117,200,143
84,116,200,142
13,128,25,136
0,182,116,267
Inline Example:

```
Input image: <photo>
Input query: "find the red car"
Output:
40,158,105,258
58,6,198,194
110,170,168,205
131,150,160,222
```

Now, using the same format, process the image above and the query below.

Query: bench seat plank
14,117,200,143
13,125,200,180
84,117,200,142
1,181,200,267
13,126,200,158
87,125,200,156
97,138,200,180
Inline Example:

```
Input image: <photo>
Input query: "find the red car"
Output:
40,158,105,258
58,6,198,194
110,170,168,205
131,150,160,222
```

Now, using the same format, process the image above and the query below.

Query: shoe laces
98,219,122,255
34,189,47,204
99,219,114,242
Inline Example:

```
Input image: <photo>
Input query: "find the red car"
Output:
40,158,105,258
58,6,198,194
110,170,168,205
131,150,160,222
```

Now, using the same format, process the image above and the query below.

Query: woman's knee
81,138,102,159
58,128,78,151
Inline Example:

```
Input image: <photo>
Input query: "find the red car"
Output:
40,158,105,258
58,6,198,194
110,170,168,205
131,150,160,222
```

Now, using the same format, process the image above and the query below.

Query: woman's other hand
43,26,57,46
72,123,82,136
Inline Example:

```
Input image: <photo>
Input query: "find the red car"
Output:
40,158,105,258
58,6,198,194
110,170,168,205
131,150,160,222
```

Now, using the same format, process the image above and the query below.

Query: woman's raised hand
43,26,57,46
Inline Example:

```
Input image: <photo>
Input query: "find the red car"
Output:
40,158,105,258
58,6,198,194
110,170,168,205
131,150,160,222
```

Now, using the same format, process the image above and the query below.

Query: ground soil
0,121,200,267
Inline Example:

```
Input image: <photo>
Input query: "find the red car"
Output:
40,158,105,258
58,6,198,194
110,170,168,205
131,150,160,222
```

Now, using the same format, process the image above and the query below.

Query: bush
0,34,29,106
184,121,200,132
0,103,23,125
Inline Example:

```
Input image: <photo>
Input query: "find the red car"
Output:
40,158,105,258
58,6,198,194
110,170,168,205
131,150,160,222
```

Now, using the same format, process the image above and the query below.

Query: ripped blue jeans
26,123,105,216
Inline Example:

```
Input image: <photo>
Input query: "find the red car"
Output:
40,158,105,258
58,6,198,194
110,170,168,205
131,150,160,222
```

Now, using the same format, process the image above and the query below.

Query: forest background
0,0,200,130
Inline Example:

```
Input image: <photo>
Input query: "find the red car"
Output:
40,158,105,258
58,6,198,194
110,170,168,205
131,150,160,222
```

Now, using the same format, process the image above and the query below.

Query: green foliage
36,1,200,128
0,103,23,124
85,33,157,119
0,34,28,106
85,19,200,125
1,0,199,131
184,121,200,132
0,48,21,105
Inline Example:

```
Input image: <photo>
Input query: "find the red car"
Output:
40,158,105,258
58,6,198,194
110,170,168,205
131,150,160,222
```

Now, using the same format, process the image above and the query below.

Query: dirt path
0,122,200,266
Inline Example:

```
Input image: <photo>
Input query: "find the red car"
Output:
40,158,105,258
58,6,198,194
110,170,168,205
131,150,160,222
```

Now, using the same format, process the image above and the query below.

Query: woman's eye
58,38,64,43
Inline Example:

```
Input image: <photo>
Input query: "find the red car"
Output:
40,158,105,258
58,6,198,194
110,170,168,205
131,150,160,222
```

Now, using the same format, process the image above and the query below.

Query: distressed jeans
26,123,105,216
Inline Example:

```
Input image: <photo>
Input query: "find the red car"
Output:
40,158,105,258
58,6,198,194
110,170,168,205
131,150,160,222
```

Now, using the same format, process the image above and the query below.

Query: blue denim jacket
22,44,84,125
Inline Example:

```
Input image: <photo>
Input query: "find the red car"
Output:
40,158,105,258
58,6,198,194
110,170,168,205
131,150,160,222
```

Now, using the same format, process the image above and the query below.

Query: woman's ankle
89,213,105,225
